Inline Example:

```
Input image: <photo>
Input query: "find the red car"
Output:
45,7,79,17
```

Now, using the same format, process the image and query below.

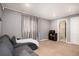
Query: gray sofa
0,35,38,56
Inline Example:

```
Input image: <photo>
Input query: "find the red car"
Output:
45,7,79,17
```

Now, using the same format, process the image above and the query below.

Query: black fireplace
48,30,57,41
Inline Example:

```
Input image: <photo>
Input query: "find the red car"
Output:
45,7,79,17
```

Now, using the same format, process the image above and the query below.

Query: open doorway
59,20,66,42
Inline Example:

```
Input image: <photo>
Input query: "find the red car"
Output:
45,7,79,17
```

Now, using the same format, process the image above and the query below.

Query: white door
70,16,79,44
59,20,66,42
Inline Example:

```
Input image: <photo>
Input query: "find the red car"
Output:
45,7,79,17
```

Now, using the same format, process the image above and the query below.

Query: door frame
57,18,67,42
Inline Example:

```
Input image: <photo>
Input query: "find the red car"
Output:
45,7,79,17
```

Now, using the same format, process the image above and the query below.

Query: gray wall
2,8,50,40
38,18,50,40
2,8,21,38
70,16,79,44
0,21,1,36
0,4,2,36
50,20,58,33
0,4,2,18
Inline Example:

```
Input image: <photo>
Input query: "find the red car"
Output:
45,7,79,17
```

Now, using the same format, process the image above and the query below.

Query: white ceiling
2,3,79,20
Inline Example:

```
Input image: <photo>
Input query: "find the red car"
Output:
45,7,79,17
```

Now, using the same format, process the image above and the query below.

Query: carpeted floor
34,40,79,56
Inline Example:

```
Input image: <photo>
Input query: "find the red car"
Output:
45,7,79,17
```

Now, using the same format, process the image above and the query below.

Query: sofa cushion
0,41,12,56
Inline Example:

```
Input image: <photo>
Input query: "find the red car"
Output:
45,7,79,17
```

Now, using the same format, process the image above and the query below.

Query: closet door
70,16,79,44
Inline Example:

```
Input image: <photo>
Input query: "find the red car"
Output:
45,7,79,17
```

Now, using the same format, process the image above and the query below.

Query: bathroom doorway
59,20,66,42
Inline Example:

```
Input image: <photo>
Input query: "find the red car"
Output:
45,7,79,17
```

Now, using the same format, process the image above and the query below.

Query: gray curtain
21,15,38,40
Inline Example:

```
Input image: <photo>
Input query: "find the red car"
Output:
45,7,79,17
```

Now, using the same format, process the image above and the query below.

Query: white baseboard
66,42,79,45
39,39,79,45
39,39,48,41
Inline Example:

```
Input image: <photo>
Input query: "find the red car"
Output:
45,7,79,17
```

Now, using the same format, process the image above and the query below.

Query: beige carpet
34,40,79,56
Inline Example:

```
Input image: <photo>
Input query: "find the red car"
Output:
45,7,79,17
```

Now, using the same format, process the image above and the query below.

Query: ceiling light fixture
67,6,76,12
68,8,72,12
52,13,56,17
25,3,31,7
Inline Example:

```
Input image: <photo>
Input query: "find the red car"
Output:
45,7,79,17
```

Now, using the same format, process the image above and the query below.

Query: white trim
66,42,79,45
39,39,48,41
57,18,67,42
